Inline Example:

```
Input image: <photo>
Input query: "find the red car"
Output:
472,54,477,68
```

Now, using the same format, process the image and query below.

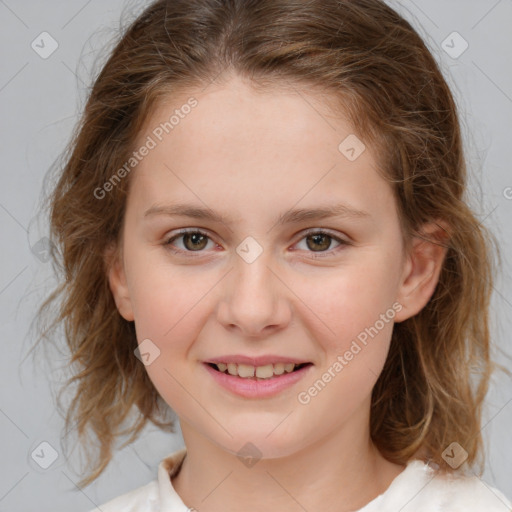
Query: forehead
128,75,393,222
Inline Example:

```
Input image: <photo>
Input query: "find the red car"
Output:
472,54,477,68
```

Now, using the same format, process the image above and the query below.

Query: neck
171,412,404,512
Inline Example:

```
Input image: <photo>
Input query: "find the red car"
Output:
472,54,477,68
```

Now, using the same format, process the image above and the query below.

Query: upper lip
205,355,312,366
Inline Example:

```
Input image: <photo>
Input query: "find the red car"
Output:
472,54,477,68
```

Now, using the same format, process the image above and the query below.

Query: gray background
0,0,511,510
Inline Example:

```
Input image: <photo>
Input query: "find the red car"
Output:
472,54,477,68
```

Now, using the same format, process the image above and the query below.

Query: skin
107,73,447,512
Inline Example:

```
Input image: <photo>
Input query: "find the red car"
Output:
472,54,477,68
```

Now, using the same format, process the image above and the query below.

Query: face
107,74,432,459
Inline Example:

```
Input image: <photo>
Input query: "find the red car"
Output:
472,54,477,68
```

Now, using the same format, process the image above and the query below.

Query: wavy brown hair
32,0,501,488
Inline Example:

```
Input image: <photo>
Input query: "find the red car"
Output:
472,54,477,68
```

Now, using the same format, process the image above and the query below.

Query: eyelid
299,227,350,243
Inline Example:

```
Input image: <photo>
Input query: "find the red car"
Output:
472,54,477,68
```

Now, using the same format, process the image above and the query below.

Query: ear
105,242,135,322
394,220,450,323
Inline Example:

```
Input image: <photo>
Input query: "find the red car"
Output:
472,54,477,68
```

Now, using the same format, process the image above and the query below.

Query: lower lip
203,363,313,398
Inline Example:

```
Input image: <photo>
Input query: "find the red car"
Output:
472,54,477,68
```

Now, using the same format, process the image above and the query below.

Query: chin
214,431,304,462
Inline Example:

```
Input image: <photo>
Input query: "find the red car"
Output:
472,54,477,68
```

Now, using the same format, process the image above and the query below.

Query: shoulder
427,469,512,511
86,479,159,512
84,447,188,512
380,460,512,512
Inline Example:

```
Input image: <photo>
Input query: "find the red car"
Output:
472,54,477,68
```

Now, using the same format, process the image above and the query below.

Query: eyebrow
143,202,371,226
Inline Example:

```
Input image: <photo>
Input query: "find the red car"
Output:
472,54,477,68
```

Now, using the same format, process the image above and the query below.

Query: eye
293,229,350,258
164,229,216,255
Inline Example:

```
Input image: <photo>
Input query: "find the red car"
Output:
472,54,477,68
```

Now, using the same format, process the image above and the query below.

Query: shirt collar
157,447,190,511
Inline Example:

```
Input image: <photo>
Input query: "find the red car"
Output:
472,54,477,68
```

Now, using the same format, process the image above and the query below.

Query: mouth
206,361,313,380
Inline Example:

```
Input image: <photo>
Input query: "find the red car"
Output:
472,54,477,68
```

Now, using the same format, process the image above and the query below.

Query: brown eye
305,233,332,252
164,229,214,254
294,230,350,258
182,232,209,251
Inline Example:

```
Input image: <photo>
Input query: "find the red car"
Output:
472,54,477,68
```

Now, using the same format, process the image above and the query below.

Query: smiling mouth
206,362,312,380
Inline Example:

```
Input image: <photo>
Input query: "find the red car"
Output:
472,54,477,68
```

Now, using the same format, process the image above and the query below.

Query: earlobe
394,221,450,323
105,243,135,322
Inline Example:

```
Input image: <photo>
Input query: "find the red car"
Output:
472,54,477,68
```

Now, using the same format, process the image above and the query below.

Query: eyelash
163,228,351,259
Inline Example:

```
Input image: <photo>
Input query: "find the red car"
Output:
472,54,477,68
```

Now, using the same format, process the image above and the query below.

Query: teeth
213,362,303,379
255,364,273,378
273,363,285,375
238,364,255,378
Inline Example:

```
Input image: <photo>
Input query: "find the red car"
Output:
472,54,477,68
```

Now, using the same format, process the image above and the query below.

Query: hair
32,0,501,489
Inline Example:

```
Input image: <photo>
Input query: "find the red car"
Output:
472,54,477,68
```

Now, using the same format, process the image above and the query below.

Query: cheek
130,271,206,348
124,239,207,334
306,256,400,347
128,272,209,414
299,269,397,414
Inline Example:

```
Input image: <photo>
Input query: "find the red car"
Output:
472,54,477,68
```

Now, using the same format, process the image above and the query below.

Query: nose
216,250,292,338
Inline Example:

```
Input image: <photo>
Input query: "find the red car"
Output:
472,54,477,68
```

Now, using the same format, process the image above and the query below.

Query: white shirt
88,447,512,511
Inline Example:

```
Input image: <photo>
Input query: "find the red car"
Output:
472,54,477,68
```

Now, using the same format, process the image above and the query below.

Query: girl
36,0,512,510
